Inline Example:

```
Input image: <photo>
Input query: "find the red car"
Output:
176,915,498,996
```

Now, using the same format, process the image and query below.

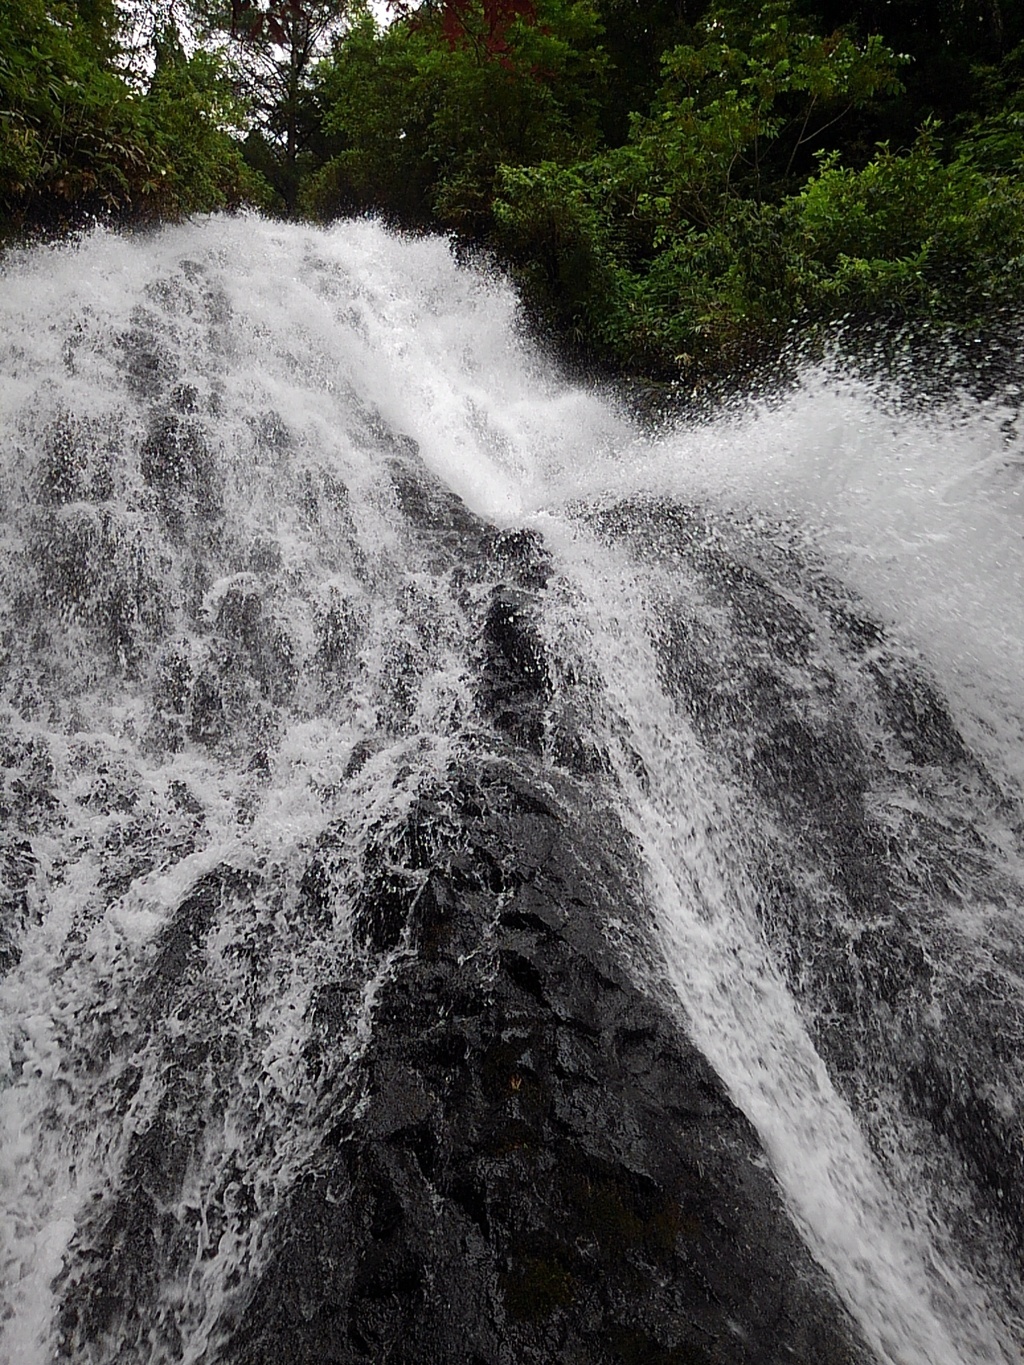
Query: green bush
492,6,1024,376
788,129,1024,320
0,1,269,234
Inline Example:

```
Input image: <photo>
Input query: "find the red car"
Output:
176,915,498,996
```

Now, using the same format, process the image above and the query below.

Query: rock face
225,758,871,1365
18,430,1024,1365
586,496,1024,1288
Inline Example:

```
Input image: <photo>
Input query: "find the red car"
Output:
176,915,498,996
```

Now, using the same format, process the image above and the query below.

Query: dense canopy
3,0,1023,376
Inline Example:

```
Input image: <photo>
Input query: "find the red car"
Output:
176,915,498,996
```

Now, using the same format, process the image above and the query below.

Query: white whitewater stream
0,216,1022,1363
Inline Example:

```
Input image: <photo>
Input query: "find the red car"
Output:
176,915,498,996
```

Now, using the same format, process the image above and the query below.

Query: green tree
814,0,1023,144
303,0,607,231
786,124,1024,321
493,0,904,370
0,0,269,236
198,0,357,210
631,1,905,216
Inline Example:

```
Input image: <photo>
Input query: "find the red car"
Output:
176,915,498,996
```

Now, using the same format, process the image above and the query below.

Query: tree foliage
0,0,270,233
387,0,539,59
490,2,913,369
302,0,606,229
487,2,1024,374
3,0,1024,380
196,0,354,209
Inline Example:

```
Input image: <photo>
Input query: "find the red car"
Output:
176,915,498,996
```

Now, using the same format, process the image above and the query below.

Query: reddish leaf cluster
387,0,537,57
229,0,537,59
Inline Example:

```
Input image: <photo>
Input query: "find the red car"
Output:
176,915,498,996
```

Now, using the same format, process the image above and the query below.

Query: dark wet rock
695,547,815,667
470,525,557,755
481,526,554,590
868,657,970,768
141,408,222,530
225,760,871,1365
58,1037,241,1362
389,457,485,555
148,645,195,753
297,842,342,936
247,748,271,778
188,669,227,748
82,759,141,815
479,587,552,752
38,410,88,506
169,779,205,817
344,737,378,778
344,451,559,750
178,579,299,746
906,1055,1024,1254
171,381,200,414
301,466,352,528
58,864,262,1361
376,634,424,733
98,822,154,899
247,535,283,574
0,728,61,833
154,644,193,716
250,409,292,456
315,590,366,681
0,837,36,974
27,504,169,672
117,308,176,399
147,866,258,994
217,580,265,650
187,648,285,751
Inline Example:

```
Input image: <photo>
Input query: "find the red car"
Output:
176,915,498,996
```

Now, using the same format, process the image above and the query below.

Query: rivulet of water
0,215,1022,1363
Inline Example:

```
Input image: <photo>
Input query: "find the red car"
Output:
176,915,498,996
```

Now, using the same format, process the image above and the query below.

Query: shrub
0,1,269,234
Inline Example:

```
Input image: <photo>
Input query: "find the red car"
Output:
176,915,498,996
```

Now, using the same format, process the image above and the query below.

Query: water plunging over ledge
0,216,1022,1364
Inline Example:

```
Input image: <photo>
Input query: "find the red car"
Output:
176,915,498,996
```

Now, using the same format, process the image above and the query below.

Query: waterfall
1,215,1022,1364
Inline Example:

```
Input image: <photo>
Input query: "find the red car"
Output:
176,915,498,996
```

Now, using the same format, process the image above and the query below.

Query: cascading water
0,215,1022,1364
